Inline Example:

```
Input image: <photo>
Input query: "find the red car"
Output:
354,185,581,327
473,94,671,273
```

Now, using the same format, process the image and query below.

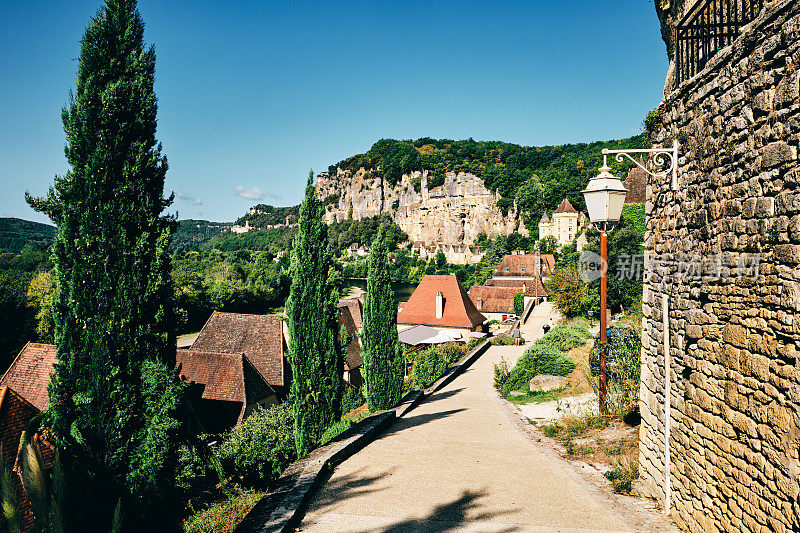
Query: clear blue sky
1,1,668,224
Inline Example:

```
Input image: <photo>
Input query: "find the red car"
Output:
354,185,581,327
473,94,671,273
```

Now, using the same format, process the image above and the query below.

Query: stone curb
235,340,489,533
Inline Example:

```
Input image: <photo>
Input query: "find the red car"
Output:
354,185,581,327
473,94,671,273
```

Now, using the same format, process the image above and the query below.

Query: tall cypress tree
286,172,342,456
27,1,183,530
362,225,404,411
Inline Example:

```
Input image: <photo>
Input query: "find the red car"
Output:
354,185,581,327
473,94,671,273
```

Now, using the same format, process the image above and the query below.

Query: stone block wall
639,1,800,531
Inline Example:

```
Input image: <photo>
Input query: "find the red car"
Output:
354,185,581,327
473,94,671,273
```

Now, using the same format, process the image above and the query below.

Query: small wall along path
234,339,491,533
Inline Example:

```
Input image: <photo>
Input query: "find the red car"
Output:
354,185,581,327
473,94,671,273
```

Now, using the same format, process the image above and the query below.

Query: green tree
285,172,343,456
26,1,184,529
513,292,524,317
361,226,404,412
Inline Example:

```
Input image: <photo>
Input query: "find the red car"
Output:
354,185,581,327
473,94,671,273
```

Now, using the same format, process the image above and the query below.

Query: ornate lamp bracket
602,140,680,191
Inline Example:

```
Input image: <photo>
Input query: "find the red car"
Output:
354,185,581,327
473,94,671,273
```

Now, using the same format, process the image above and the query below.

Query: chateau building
538,198,588,249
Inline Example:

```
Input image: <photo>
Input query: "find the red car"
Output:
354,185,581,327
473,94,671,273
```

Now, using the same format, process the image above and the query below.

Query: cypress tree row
362,225,404,411
27,0,184,530
286,172,343,456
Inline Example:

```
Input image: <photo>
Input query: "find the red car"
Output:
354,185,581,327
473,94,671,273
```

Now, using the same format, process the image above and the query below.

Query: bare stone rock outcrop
316,168,527,246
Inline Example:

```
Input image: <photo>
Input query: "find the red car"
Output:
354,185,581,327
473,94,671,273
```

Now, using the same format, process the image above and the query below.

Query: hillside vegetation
0,217,55,252
329,135,648,227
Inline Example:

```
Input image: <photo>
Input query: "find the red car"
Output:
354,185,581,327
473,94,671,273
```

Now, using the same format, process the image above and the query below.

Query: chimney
436,291,444,319
522,282,527,293
476,298,483,311
535,251,541,276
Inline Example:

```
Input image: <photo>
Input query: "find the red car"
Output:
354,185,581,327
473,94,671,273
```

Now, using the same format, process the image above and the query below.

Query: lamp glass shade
582,166,628,224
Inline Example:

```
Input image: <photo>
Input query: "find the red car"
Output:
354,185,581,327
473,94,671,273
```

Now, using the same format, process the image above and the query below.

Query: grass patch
504,388,560,404
183,489,264,533
604,457,639,494
320,419,355,445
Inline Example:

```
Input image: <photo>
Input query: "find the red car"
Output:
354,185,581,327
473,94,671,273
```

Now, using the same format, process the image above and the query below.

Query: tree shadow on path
376,488,520,533
379,408,467,439
304,466,397,513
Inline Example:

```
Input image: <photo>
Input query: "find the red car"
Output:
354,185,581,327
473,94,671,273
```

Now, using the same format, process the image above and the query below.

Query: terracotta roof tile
337,300,364,370
494,254,553,278
483,276,548,297
554,198,579,213
467,286,519,314
191,312,286,387
176,349,247,404
0,343,57,411
397,275,485,329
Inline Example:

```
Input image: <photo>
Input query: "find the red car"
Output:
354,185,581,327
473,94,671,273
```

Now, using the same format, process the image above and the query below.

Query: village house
191,311,290,402
397,274,486,332
538,198,590,250
337,299,364,388
176,349,274,434
466,285,521,322
482,275,548,309
493,252,554,280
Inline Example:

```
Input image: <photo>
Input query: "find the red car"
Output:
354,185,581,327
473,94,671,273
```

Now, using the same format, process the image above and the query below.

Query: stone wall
316,169,526,246
639,1,800,531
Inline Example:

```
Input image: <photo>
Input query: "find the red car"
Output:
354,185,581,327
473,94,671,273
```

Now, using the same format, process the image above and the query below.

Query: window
505,267,510,272
521,267,525,273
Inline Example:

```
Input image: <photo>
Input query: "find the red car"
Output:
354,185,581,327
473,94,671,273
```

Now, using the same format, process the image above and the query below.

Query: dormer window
505,267,510,272
521,267,525,273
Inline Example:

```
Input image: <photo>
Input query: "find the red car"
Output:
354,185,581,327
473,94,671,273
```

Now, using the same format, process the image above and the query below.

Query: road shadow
424,387,464,403
377,488,520,533
304,466,396,513
379,408,467,439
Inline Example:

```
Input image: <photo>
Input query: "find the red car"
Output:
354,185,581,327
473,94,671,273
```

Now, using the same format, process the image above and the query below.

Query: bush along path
297,302,675,532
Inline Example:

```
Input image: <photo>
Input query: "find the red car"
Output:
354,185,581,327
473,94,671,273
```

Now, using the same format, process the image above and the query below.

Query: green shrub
438,342,467,364
176,440,221,510
490,335,514,346
604,458,639,494
216,404,296,488
466,338,482,351
183,489,263,533
493,358,510,391
514,292,524,316
341,385,365,414
320,419,354,445
502,323,588,394
410,347,449,389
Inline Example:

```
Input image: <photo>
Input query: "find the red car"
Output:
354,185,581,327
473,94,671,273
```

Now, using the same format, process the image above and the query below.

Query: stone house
337,299,365,388
191,311,291,401
538,198,588,248
176,349,275,433
397,274,486,332
467,285,520,322
493,252,554,280
640,1,800,531
483,276,548,309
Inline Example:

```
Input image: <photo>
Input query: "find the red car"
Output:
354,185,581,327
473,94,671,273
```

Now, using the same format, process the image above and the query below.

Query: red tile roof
191,312,286,387
554,198,579,213
397,275,485,329
0,343,57,411
483,276,548,298
467,286,519,314
338,299,363,331
176,350,247,404
494,254,553,278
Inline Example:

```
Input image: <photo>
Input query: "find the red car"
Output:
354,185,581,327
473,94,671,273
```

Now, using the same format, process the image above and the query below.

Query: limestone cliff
316,168,527,245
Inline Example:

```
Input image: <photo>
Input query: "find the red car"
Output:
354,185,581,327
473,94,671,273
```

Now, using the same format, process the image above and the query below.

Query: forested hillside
329,135,648,222
0,217,55,251
234,204,300,227
171,219,233,250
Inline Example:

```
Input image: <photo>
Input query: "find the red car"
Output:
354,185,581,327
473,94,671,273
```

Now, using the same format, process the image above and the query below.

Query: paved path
299,303,675,532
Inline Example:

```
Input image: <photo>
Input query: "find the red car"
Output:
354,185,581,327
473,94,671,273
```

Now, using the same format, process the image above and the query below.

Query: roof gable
191,312,285,387
483,276,548,298
554,198,578,214
0,343,57,411
467,286,520,314
397,275,485,329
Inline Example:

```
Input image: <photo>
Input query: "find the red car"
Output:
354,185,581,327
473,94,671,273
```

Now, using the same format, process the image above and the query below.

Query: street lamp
583,141,680,416
582,165,627,417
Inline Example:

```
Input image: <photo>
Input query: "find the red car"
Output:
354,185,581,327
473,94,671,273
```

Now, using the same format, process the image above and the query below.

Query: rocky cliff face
316,168,527,245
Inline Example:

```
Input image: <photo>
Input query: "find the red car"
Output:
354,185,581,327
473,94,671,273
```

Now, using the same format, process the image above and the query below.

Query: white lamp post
582,165,627,416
